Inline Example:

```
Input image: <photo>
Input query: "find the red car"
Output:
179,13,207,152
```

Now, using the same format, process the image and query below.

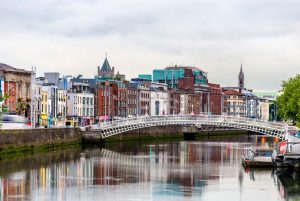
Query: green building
138,74,152,81
153,66,208,89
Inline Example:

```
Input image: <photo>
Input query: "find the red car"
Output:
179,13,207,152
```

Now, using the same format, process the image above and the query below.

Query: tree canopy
277,74,300,126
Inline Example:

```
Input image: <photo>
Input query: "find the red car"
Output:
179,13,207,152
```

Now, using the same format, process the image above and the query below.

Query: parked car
1,114,31,129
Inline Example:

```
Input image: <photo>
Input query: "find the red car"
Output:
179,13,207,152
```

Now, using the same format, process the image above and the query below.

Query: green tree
16,98,29,115
0,93,10,128
277,74,300,126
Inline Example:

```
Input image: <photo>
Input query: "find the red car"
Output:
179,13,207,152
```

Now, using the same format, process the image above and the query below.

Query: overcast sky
0,0,299,91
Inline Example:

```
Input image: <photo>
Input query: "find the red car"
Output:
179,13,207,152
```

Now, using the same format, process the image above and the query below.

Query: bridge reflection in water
0,136,297,201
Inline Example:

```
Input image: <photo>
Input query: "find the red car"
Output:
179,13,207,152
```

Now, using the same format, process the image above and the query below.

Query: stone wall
0,128,81,150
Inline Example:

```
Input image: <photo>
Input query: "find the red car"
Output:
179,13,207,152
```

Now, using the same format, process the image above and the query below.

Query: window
26,83,30,98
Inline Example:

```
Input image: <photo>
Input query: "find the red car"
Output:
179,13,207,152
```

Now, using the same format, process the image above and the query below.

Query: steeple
100,53,111,72
97,53,115,78
238,61,244,90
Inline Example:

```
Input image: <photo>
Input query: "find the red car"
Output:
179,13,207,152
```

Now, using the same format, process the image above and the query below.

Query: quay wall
0,126,248,153
0,128,81,153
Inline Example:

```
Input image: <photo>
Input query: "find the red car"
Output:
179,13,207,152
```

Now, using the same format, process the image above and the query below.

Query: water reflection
0,135,294,201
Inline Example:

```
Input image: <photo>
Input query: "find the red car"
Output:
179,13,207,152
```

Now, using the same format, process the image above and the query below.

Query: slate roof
0,63,31,74
0,63,17,71
100,58,112,72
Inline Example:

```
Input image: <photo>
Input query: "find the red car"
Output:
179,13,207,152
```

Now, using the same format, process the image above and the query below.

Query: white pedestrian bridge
82,115,289,140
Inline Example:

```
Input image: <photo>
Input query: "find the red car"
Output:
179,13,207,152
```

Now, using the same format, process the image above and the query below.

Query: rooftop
0,63,32,74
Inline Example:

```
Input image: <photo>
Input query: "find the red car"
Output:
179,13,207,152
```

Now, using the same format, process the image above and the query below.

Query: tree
277,74,300,126
16,98,29,115
0,93,10,128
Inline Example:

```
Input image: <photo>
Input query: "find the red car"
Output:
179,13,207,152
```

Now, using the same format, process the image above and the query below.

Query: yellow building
41,91,48,126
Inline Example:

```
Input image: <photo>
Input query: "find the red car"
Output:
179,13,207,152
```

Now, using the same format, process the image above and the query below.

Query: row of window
128,108,137,115
141,101,149,107
69,96,94,105
73,107,94,116
128,98,137,105
141,93,150,99
128,90,137,95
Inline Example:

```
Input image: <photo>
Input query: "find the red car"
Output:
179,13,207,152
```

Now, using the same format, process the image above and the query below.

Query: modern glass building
153,66,208,89
138,74,152,81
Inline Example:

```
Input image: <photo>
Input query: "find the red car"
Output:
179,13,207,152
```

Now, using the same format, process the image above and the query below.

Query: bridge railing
92,115,286,131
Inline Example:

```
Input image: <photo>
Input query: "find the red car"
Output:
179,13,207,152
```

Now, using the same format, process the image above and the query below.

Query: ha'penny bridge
82,115,289,140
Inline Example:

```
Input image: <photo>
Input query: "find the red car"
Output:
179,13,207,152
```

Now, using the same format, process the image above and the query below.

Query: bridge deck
82,115,290,140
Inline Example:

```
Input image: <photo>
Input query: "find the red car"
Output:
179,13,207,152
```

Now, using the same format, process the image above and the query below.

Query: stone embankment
0,128,81,153
0,125,248,153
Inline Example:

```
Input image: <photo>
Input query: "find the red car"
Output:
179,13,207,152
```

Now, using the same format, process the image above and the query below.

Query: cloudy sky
0,0,299,91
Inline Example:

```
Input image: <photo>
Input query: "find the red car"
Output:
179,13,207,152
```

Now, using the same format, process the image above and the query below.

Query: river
0,135,299,201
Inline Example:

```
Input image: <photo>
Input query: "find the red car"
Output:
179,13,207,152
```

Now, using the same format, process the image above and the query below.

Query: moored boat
242,147,273,167
272,127,300,167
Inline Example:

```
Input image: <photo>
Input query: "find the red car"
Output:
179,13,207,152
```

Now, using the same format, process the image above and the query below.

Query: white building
32,83,42,126
67,92,94,126
57,89,67,125
180,94,189,115
150,82,168,116
258,98,271,121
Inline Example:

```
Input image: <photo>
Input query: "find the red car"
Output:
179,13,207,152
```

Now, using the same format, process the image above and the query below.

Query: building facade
126,82,138,117
223,89,246,117
150,82,168,116
0,63,32,115
209,83,222,115
168,89,181,115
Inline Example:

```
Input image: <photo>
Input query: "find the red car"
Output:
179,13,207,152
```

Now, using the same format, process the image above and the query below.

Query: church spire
238,61,244,90
97,53,115,78
240,61,243,72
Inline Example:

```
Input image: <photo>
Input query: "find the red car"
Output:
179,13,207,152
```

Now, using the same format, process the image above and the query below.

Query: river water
0,135,299,201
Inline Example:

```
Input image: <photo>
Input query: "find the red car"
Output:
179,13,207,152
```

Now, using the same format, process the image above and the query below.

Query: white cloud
0,0,299,90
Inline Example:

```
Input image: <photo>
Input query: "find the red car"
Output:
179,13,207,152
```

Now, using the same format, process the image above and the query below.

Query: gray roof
0,63,17,71
100,58,112,72
0,63,31,74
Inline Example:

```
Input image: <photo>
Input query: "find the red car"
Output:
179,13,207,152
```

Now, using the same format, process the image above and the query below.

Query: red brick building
209,83,222,115
96,81,118,120
96,80,128,120
168,89,181,115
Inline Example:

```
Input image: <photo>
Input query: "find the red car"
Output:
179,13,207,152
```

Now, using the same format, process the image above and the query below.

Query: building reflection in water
0,135,288,201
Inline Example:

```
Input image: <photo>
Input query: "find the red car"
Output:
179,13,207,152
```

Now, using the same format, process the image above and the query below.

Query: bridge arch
85,115,287,140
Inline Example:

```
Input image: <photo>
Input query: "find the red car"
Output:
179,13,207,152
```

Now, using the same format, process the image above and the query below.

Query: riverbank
0,128,81,155
0,126,249,155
